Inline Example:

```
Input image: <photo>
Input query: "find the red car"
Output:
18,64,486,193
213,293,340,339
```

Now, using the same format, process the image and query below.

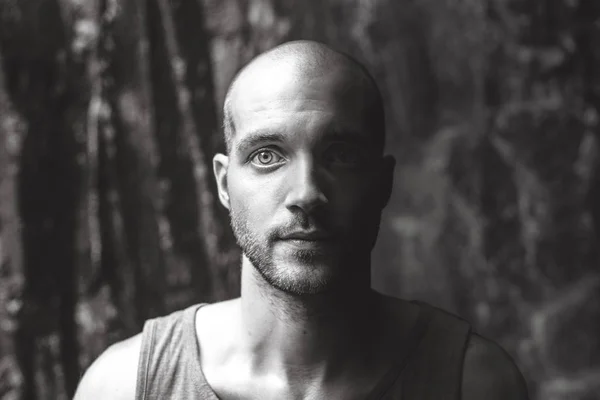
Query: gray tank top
135,301,471,399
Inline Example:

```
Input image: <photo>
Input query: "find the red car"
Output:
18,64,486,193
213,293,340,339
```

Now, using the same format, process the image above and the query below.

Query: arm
73,334,142,400
462,333,529,400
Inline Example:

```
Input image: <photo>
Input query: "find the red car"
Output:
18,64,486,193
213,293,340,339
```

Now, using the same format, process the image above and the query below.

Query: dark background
1,0,599,399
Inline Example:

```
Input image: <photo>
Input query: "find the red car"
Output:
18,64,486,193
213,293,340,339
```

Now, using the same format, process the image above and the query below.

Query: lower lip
280,239,332,249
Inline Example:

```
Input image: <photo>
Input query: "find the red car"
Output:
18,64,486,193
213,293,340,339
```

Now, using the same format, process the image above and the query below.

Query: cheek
326,178,383,235
228,174,280,223
329,177,377,214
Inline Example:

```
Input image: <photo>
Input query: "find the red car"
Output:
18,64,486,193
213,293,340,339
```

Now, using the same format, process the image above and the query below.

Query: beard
229,206,360,295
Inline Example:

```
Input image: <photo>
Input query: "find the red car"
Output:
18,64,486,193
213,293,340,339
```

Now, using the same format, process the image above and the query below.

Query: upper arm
73,334,142,400
461,333,529,400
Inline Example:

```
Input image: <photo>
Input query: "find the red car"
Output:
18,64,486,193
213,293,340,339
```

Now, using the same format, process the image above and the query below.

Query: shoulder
461,333,529,400
195,298,241,360
73,333,143,400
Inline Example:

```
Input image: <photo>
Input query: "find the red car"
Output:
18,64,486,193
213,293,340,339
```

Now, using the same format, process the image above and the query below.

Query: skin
223,49,390,298
74,41,529,400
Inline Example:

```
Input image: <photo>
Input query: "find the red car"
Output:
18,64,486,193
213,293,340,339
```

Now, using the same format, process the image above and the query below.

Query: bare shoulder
195,298,240,359
196,298,240,339
462,333,529,400
73,333,143,400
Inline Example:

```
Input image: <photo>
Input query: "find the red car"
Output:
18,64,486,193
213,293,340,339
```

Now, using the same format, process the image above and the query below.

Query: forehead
229,61,376,150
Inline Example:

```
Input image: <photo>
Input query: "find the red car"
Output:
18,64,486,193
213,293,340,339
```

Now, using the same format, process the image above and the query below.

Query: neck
238,255,382,378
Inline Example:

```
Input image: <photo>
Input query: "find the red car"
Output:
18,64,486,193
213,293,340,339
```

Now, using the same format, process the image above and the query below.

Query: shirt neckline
186,300,433,400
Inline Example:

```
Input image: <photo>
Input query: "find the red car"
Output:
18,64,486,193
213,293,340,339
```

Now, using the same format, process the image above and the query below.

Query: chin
261,254,345,296
269,274,336,296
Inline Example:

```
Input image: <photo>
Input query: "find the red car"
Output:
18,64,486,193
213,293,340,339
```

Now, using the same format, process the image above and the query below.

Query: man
74,40,529,399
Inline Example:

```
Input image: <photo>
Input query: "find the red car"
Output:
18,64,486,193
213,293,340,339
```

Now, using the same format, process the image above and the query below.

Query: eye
324,143,363,166
250,149,285,167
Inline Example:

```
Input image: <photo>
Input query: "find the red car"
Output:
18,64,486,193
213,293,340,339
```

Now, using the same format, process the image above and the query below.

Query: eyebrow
235,128,376,154
324,130,374,146
235,130,286,154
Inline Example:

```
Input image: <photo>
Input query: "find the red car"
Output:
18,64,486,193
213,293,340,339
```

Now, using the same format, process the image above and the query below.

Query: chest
204,362,392,400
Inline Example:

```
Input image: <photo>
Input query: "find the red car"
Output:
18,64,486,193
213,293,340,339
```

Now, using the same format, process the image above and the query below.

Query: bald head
222,41,385,154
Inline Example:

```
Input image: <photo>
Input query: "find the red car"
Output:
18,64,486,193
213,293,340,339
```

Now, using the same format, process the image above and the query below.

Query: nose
284,157,328,213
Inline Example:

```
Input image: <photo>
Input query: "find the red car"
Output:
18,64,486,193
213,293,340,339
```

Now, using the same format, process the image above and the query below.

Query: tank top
135,300,471,399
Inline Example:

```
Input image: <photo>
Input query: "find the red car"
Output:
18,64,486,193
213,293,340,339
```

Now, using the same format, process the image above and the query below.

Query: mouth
277,231,336,252
279,231,333,241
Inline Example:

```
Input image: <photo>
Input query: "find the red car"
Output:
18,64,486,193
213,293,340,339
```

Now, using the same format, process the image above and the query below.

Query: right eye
250,149,285,167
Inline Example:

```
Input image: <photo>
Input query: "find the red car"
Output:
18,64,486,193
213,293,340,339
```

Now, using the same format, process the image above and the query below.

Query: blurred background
0,0,599,399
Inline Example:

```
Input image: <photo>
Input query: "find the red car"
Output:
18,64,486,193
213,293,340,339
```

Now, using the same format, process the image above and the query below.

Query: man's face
218,62,392,295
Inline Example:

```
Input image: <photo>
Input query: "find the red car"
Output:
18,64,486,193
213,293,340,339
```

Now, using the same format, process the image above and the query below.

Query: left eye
250,149,284,166
325,144,363,166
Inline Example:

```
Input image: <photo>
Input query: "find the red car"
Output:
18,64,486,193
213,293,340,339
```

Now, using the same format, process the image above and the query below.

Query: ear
378,154,395,209
213,153,230,210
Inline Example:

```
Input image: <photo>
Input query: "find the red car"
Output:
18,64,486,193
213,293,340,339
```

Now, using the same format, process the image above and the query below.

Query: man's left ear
378,154,395,209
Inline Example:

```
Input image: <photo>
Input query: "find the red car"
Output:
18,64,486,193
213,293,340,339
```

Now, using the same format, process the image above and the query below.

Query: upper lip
281,231,332,241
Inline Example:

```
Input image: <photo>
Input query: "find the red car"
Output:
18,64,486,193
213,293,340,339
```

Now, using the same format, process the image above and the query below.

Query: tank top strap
135,303,217,400
135,315,156,399
398,301,472,400
366,301,434,399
